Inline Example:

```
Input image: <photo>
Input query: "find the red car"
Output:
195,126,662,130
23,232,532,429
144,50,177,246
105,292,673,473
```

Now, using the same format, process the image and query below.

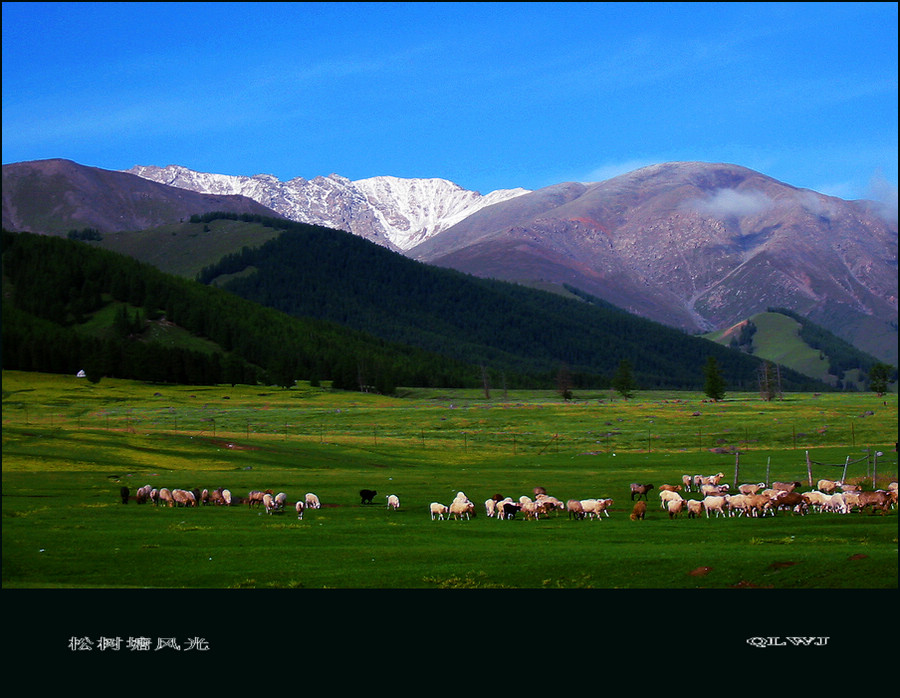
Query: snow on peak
124,165,529,250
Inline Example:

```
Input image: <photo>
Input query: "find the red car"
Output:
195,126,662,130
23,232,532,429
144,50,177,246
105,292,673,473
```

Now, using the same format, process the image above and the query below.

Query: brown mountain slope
411,162,898,364
1,159,281,235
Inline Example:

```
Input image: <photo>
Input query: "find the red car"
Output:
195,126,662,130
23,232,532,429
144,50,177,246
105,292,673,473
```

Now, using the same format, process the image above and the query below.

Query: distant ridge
1,159,281,235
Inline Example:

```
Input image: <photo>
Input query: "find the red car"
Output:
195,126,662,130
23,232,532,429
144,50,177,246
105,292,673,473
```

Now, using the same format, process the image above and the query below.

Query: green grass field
3,370,897,590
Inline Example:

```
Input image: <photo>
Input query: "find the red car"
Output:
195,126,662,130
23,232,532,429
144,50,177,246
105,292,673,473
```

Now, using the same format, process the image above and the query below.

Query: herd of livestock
121,473,898,522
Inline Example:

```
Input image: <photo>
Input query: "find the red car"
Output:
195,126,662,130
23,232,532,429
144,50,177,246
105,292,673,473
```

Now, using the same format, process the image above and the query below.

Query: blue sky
2,2,897,205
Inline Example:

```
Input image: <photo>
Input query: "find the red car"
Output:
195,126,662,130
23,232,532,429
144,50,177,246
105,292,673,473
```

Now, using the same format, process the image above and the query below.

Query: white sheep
686,499,705,518
535,494,566,514
724,493,751,517
430,502,449,520
658,490,684,510
262,492,277,514
305,492,321,509
449,499,475,520
386,494,400,510
700,483,729,497
295,500,305,519
738,482,766,495
816,479,842,495
681,474,693,492
702,495,728,518
801,490,830,513
274,492,287,511
484,498,497,518
222,489,232,506
666,498,684,518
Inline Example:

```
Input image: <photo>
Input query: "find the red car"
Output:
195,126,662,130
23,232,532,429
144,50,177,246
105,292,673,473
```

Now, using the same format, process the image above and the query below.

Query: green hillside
190,214,824,392
1,229,480,392
705,310,894,391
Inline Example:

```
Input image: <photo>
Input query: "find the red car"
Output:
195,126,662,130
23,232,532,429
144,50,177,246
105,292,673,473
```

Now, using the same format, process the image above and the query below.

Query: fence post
733,451,740,489
841,456,850,483
805,450,813,487
766,456,771,487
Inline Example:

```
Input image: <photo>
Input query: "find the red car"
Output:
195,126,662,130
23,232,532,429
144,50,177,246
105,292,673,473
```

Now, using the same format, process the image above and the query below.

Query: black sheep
120,486,130,504
502,503,521,520
359,489,378,504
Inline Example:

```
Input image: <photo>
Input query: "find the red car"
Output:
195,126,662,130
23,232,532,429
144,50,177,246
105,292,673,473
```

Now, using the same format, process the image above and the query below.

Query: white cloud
685,188,774,218
868,173,898,227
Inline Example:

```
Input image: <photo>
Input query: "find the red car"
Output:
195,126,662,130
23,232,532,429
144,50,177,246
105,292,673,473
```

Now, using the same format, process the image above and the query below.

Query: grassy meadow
2,370,897,590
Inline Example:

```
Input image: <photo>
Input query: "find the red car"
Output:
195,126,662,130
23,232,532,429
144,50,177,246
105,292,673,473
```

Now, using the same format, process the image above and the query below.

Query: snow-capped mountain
125,164,529,252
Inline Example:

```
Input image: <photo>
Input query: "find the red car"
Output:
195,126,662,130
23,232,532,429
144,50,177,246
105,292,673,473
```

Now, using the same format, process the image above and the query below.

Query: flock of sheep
123,484,401,519
122,475,897,522
428,488,613,521
630,473,899,520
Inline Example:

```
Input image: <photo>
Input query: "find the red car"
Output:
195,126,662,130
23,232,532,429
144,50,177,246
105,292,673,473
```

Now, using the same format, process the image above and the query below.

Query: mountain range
3,158,896,366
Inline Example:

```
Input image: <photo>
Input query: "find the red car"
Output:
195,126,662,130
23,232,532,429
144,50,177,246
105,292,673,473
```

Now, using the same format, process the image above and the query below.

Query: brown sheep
658,484,682,492
566,499,585,520
857,491,890,515
630,483,654,501
773,481,802,492
630,501,647,520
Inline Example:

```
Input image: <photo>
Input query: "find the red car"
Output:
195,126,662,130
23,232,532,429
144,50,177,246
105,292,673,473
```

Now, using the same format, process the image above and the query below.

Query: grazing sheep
359,489,378,504
686,499,705,518
630,483,654,501
535,494,566,514
658,490,684,510
149,488,159,505
839,482,862,492
746,493,775,517
449,499,475,520
172,489,196,507
566,499,585,520
857,491,890,515
430,502,449,520
494,497,515,519
801,491,830,513
738,482,766,495
499,502,520,520
520,500,541,521
305,493,321,509
773,481,802,493
817,479,843,494
630,501,646,521
682,475,694,492
295,500,305,520
658,484,682,493
247,490,266,508
262,492,277,515
666,498,684,519
702,495,728,518
484,498,496,518
580,499,606,520
840,491,862,512
386,494,400,510
134,484,153,504
700,483,730,497
274,492,287,511
772,491,807,515
120,486,130,504
157,488,174,507
222,489,232,506
724,494,752,517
